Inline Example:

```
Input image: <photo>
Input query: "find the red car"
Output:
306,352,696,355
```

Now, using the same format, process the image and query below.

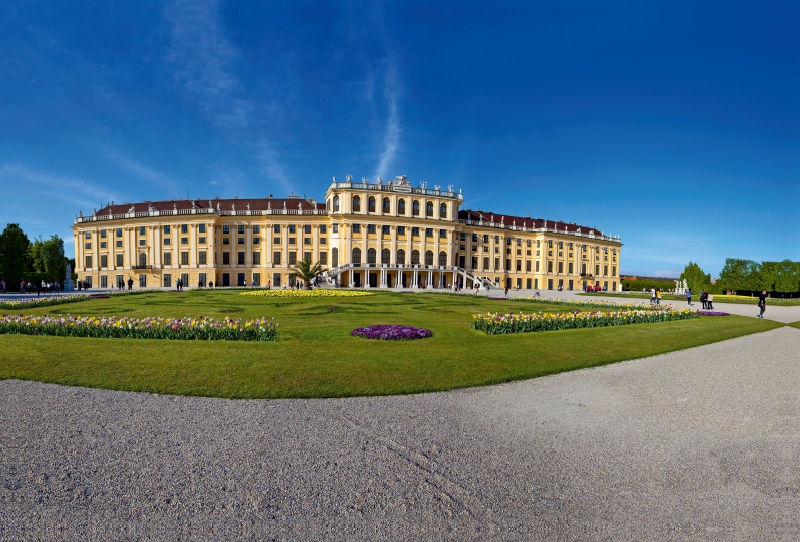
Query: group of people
699,290,714,309
649,287,663,305
3,280,61,295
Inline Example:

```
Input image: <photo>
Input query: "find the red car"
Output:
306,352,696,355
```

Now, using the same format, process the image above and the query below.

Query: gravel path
3,326,799,541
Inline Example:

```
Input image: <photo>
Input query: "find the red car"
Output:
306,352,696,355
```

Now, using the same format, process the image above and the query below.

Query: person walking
127,277,134,291
504,285,509,298
656,289,662,306
707,292,714,310
700,290,707,309
686,287,692,306
758,290,767,318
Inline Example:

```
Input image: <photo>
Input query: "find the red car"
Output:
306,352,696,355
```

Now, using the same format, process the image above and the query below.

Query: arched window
439,203,447,218
426,201,434,217
438,251,447,266
425,251,434,266
382,198,390,213
353,196,361,212
411,250,420,265
412,200,420,216
332,247,339,267
397,249,406,264
367,248,376,264
332,196,339,212
368,196,376,213
398,199,406,215
352,247,361,265
381,248,390,264
139,253,147,267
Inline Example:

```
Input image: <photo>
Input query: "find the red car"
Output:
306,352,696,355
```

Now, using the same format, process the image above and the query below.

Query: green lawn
579,292,800,306
0,290,782,398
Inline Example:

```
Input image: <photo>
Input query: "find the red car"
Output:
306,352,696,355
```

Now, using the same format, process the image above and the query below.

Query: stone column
191,223,198,267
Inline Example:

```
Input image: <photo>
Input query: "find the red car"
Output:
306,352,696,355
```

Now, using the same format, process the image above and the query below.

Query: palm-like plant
289,258,324,290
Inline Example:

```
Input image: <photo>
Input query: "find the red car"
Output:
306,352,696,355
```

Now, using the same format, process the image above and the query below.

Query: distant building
72,176,622,290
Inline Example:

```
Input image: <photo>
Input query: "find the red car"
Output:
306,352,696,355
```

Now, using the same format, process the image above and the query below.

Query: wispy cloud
375,63,401,181
103,151,174,187
0,165,119,211
164,0,252,129
255,141,292,193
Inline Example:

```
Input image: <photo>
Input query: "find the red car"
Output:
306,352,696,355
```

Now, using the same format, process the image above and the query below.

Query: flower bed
0,314,278,341
0,295,91,310
472,308,698,334
240,289,373,298
350,325,433,340
696,311,730,316
486,296,670,311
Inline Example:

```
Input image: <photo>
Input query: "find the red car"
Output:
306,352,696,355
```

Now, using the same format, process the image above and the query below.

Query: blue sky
1,1,797,277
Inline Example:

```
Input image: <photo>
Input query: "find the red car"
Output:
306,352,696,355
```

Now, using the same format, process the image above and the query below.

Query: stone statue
247,203,251,211
231,203,235,211
378,176,383,184
64,263,75,292
267,200,271,210
362,177,369,183
332,176,336,183
216,202,220,211
173,203,177,210
346,174,352,183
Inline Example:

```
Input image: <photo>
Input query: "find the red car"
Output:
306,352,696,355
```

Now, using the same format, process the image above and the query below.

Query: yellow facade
72,176,622,291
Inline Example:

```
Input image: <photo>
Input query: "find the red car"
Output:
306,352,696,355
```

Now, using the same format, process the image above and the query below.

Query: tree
718,258,758,292
29,235,67,284
0,223,32,290
289,258,324,290
679,261,711,294
757,261,781,293
774,260,800,294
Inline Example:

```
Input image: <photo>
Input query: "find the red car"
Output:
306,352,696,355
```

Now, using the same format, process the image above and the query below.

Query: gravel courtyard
2,326,799,541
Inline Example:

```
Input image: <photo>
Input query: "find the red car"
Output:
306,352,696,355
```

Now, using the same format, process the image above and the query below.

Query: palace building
72,175,622,291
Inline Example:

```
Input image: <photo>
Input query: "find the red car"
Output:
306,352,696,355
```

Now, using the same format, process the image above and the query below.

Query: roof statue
298,201,302,209
247,203,251,211
216,202,220,211
362,177,368,183
231,203,235,211
283,201,287,209
346,174,352,183
378,176,383,184
332,176,336,182
267,200,271,210
173,202,177,210
93,208,96,215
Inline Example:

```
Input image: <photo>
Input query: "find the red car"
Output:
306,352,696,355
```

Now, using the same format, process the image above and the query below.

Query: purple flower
350,325,433,340
697,311,730,316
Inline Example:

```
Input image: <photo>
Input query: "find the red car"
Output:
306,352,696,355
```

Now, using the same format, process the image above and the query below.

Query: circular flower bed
350,325,433,340
241,289,373,298
696,311,730,316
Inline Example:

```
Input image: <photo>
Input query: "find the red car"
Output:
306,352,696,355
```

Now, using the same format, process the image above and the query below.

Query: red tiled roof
458,209,602,236
98,198,323,214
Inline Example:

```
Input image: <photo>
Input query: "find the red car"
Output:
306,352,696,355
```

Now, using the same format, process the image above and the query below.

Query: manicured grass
579,292,800,305
0,290,782,398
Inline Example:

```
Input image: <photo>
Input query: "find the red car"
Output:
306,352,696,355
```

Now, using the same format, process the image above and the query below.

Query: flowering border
0,314,278,341
486,296,671,311
350,325,433,340
241,290,374,298
0,295,91,310
696,311,730,316
472,308,698,334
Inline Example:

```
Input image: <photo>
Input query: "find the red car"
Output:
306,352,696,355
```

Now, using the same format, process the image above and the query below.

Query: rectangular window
536,261,540,272
483,257,489,270
273,252,281,265
352,224,361,233
397,226,406,235
460,244,466,251
116,228,123,237
181,224,188,234
596,264,600,275
139,274,146,287
273,237,281,245
222,238,230,245
382,225,390,235
612,266,616,276
252,237,260,244
411,227,420,237
506,259,511,270
472,234,478,242
198,273,206,286
222,225,230,234
181,252,189,265
253,252,260,265
100,255,108,268
139,240,145,246
289,252,297,265
569,263,573,273
303,251,311,262
181,238,188,245
332,224,338,233
483,235,489,243
164,252,172,265
238,238,245,244
198,251,206,265
84,231,91,239
252,273,260,286
85,243,91,249
516,260,521,271
440,229,447,239
100,230,107,239
304,238,312,245
319,251,327,265
199,224,206,234
320,225,327,234
288,237,296,245
100,242,107,249
163,274,173,288
85,256,92,269
272,273,281,287
604,265,608,276
198,237,206,244
223,252,230,265
251,225,260,234
558,262,563,273
548,261,553,273
320,238,327,244
289,225,296,234
237,225,244,235
303,224,311,234
116,254,123,267
238,252,245,265
526,260,531,272
494,258,499,271
181,273,189,288
425,228,433,238
273,225,280,234
163,238,171,246
367,224,376,234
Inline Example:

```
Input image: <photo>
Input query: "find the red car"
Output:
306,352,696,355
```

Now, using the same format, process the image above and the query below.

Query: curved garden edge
0,317,782,400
